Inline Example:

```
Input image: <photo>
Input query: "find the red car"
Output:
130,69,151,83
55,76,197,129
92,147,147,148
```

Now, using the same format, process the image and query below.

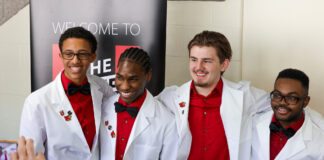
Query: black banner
30,0,166,95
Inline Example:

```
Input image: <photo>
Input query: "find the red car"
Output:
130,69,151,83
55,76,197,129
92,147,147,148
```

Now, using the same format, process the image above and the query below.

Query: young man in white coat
251,68,324,160
100,48,178,160
157,31,270,160
19,27,115,160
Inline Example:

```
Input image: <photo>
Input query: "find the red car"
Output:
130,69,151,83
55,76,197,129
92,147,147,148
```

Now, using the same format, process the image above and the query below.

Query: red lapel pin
64,115,71,121
111,131,116,138
59,110,64,116
179,102,186,108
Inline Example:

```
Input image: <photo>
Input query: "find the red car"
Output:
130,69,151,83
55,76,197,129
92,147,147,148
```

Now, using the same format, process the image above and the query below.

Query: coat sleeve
246,86,271,115
155,85,178,115
93,75,116,101
159,113,178,160
19,96,47,154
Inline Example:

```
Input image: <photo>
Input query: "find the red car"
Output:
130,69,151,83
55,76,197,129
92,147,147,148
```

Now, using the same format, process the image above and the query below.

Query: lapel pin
68,110,72,115
179,102,186,108
105,120,109,126
59,110,64,116
108,125,112,130
64,115,72,121
111,131,116,138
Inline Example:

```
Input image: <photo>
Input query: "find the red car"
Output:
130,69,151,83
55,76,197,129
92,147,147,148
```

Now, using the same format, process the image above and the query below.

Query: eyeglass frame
270,91,307,105
61,51,94,60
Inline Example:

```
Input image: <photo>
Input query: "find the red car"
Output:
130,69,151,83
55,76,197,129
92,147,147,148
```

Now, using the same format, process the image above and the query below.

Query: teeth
277,107,289,114
121,92,131,96
70,67,81,72
197,73,206,76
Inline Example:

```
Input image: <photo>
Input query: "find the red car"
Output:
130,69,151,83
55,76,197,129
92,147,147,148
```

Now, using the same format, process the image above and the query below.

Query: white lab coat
100,90,178,160
251,108,324,160
156,78,270,160
20,71,115,160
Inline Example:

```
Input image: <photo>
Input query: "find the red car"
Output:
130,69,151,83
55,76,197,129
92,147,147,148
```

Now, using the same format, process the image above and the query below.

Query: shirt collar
271,112,305,132
118,89,147,109
61,70,88,91
190,78,223,98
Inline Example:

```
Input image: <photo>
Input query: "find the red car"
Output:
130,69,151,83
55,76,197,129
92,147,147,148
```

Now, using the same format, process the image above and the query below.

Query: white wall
242,0,324,115
0,6,30,140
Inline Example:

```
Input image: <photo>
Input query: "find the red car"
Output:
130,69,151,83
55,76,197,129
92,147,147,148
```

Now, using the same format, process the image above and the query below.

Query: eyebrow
189,56,213,61
273,89,300,96
63,49,90,52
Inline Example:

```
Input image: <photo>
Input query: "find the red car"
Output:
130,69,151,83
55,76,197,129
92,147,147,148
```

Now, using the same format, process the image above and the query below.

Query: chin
193,81,209,87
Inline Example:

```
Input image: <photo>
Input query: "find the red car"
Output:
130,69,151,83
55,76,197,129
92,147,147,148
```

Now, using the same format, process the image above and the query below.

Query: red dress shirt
270,113,304,160
188,79,230,160
115,90,147,160
61,72,96,150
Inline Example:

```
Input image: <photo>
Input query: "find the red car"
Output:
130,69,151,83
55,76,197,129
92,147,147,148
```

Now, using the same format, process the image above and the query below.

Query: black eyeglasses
61,52,93,60
270,91,307,105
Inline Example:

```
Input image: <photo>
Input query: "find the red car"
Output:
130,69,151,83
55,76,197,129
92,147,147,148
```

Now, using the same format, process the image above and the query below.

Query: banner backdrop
30,0,167,95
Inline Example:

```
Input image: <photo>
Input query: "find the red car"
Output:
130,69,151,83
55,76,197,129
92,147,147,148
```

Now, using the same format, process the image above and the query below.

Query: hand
10,136,45,160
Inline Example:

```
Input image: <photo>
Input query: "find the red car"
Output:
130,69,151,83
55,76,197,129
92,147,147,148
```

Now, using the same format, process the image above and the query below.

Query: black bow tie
269,122,295,139
67,82,91,96
114,102,138,118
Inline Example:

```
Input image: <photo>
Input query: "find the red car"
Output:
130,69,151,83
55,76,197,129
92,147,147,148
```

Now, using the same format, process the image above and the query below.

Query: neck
64,73,85,85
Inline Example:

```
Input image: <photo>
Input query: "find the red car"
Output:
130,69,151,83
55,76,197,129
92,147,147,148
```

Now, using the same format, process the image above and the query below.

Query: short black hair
118,47,152,74
59,27,97,53
276,68,309,93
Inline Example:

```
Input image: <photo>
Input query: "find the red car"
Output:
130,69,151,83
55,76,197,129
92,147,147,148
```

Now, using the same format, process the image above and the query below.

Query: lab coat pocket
130,144,161,160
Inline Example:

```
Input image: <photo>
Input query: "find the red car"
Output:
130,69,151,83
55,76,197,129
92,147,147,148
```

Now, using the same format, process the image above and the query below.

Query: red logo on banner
52,44,63,80
115,45,140,72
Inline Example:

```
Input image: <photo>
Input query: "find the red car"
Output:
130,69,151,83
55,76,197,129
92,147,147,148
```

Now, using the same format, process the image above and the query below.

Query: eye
116,75,124,81
190,58,197,62
129,77,138,82
63,52,74,56
203,60,211,63
287,96,298,102
271,93,282,100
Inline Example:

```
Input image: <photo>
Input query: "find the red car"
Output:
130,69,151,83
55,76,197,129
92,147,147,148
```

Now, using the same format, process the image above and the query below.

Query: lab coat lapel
255,112,272,160
124,91,154,156
175,81,191,138
52,72,89,148
221,78,243,160
276,112,311,160
87,74,103,151
105,95,118,157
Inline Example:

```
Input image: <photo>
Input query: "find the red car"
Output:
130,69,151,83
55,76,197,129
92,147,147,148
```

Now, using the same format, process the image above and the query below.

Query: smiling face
271,78,310,128
59,38,96,85
189,46,229,92
115,60,152,104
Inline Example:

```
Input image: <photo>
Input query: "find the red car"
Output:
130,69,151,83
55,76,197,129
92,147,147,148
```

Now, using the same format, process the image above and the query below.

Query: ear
303,96,310,108
220,59,230,72
90,53,97,62
59,53,63,60
146,69,152,82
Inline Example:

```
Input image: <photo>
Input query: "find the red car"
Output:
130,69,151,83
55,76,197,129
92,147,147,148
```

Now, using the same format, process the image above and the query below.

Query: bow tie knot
114,102,138,118
269,122,295,139
67,82,91,96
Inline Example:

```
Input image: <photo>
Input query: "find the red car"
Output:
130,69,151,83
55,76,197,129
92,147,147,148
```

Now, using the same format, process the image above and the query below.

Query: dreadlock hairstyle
118,47,152,74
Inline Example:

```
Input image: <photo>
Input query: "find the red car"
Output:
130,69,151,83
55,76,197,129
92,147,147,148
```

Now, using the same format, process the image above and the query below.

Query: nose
279,97,289,105
71,54,80,63
196,60,204,70
119,80,130,91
